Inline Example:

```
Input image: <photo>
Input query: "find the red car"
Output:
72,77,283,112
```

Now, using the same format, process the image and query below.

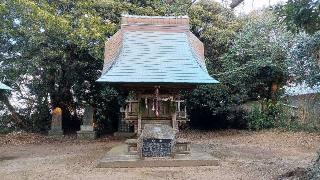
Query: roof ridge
121,14,189,27
122,14,189,19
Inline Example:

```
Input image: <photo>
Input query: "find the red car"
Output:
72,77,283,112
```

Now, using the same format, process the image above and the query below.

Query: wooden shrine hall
97,15,218,135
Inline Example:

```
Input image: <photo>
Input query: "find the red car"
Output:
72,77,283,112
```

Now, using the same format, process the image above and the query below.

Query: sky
214,0,288,14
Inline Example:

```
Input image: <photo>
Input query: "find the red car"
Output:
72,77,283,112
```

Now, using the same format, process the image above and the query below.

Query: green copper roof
97,31,218,84
0,82,12,90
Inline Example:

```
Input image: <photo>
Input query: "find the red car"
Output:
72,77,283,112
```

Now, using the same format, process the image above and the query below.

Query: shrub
247,99,289,130
0,115,17,134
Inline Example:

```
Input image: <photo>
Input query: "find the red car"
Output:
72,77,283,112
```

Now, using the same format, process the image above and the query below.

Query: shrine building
97,15,218,135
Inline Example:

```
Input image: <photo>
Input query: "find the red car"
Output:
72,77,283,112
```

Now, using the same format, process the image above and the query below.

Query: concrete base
97,143,219,168
48,129,63,137
77,130,97,139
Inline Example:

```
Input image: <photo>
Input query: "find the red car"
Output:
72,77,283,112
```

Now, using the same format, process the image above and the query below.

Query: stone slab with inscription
138,124,176,158
77,105,97,139
142,138,172,157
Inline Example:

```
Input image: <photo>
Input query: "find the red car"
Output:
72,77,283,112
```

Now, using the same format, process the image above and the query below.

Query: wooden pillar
172,111,177,131
134,122,138,134
137,93,142,135
124,104,128,119
184,105,187,118
172,94,179,131
138,115,142,135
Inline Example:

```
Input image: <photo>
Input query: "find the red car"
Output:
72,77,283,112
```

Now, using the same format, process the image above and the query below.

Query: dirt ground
0,130,319,180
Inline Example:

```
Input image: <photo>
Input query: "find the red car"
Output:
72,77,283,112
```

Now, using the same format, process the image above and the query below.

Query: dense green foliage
0,0,319,132
221,12,292,101
187,11,293,129
0,0,168,132
188,0,240,75
275,0,320,88
275,0,320,35
288,32,320,86
184,0,246,129
273,0,320,132
247,99,290,130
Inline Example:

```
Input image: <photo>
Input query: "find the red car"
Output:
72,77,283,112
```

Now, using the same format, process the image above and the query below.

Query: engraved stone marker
48,107,63,136
138,124,176,158
77,105,97,139
142,138,172,157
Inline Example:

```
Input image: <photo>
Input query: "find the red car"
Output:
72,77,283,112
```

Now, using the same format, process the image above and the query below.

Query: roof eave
0,83,12,91
96,79,219,85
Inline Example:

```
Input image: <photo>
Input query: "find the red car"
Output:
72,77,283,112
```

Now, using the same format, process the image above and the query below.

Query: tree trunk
230,0,244,8
0,92,28,130
49,44,80,132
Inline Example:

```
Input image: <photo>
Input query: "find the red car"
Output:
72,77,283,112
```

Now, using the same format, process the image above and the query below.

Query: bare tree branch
230,0,244,9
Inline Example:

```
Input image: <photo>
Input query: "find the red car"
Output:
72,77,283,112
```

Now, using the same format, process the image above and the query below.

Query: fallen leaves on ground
0,131,120,146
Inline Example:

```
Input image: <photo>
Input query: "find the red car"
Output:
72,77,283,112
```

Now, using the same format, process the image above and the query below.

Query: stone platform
97,143,219,168
113,132,135,138
77,130,97,139
48,129,63,137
